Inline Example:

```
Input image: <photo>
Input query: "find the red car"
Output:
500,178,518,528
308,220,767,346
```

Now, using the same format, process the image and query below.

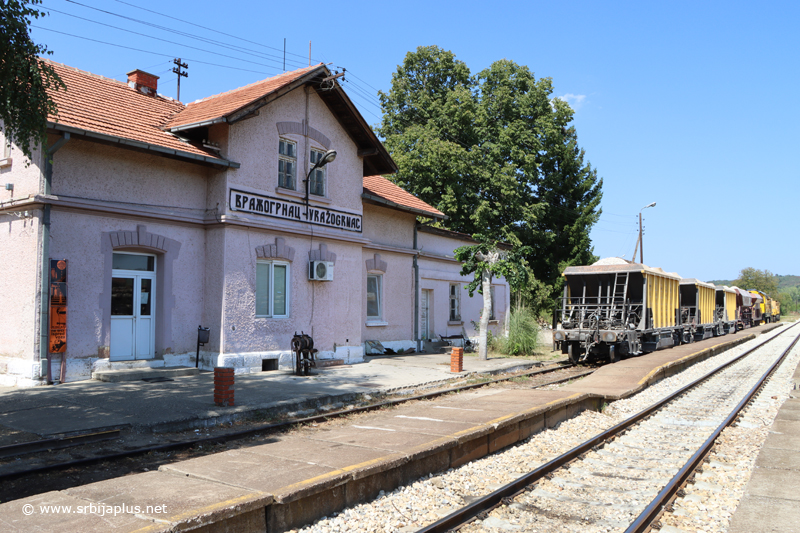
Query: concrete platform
91,366,200,382
0,322,786,532
729,354,800,533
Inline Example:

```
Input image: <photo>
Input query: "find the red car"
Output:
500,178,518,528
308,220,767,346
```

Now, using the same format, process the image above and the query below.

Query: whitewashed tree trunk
478,269,493,360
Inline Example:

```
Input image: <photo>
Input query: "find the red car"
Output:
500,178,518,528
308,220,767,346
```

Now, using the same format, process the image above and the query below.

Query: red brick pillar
451,347,464,373
214,367,234,406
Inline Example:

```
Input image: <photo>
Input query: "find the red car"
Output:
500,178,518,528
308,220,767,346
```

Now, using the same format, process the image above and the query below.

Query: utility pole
637,202,656,264
172,58,188,101
639,211,644,264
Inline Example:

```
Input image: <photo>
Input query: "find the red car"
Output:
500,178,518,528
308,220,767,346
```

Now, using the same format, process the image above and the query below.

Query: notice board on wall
49,259,67,354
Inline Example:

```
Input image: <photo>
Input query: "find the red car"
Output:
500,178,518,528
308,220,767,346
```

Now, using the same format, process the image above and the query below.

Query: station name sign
229,189,362,233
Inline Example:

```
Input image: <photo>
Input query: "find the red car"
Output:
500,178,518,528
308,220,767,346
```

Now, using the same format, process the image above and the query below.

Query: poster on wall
49,259,67,353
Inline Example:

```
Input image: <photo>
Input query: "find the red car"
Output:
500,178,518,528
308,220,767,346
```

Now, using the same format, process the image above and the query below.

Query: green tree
378,46,602,314
1,0,64,161
734,267,779,295
455,236,531,360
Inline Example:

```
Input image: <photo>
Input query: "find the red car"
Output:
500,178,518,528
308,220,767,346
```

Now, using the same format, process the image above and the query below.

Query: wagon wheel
568,343,578,365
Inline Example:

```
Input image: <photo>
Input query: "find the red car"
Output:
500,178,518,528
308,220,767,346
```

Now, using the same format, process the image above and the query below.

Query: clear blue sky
31,0,799,283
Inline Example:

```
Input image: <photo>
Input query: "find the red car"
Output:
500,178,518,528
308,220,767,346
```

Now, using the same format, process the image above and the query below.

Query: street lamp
304,149,336,218
634,202,656,264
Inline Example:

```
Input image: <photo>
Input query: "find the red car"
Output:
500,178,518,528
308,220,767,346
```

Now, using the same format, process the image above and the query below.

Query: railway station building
0,61,509,386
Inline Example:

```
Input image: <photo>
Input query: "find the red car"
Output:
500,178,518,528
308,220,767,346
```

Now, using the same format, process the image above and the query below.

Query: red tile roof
44,60,225,163
363,175,444,219
167,64,323,130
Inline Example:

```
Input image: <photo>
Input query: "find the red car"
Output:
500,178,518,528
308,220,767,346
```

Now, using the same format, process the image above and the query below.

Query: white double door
110,254,156,361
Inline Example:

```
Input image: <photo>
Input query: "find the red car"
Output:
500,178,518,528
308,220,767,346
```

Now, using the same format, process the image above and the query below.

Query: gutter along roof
43,60,237,168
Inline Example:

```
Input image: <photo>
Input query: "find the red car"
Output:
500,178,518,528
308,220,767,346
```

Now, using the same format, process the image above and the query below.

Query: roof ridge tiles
41,57,129,88
42,58,186,112
186,63,324,106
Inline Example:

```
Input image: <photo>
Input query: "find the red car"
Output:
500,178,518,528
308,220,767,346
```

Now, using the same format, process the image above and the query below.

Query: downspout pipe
39,133,70,383
414,222,420,353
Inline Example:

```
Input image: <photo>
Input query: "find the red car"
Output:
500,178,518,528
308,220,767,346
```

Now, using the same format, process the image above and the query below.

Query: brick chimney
127,69,159,96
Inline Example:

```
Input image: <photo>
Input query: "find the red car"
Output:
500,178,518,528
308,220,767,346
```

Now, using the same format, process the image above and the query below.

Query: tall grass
493,307,540,356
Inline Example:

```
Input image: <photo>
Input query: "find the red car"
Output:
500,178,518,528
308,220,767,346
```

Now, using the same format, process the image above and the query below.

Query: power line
340,68,382,95
44,6,287,72
110,0,322,64
59,0,309,69
33,26,279,76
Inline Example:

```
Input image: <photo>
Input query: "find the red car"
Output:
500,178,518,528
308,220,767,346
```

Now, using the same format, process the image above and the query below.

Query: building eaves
42,59,234,166
48,122,240,169
362,175,444,220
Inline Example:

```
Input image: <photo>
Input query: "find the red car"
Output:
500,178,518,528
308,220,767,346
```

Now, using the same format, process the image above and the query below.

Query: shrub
495,307,539,355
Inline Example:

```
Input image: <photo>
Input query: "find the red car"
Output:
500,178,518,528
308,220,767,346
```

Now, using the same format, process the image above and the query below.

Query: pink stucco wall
362,204,415,248
47,210,207,380
0,136,42,199
217,229,363,359
361,249,414,344
225,88,363,215
418,230,509,341
52,138,211,214
0,213,42,385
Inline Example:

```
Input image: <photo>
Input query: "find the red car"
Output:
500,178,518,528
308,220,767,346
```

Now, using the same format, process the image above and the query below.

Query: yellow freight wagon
680,279,717,341
559,259,681,363
749,291,764,325
714,285,738,335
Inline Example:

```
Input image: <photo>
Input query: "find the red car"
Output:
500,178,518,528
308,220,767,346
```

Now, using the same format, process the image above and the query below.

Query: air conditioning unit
309,260,334,281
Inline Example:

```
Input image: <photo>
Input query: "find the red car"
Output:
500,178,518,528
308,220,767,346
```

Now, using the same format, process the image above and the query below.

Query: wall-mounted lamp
304,150,336,217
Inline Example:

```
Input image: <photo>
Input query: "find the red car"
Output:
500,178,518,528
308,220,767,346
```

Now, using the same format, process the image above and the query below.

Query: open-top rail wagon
556,260,682,363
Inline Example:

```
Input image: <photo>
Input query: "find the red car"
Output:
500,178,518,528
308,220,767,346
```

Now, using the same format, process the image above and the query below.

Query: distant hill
707,275,800,291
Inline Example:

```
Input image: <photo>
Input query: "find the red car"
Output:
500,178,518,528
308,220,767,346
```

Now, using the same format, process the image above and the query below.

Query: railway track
415,322,799,533
0,362,590,503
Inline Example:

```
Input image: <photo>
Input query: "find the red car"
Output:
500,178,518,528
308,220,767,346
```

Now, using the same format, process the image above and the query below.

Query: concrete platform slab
728,494,800,533
301,425,446,452
65,470,270,528
753,446,800,470
337,409,481,436
756,419,800,451
386,404,513,425
244,435,398,469
737,467,800,502
0,490,152,532
92,367,200,382
0,404,132,437
159,448,338,494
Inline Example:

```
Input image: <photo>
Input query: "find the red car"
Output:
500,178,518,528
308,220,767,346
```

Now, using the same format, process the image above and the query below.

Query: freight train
553,258,782,364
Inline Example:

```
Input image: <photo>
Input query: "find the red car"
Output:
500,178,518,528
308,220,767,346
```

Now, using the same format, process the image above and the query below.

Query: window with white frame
278,139,297,190
367,274,382,320
490,285,496,320
449,283,461,321
256,261,290,317
0,129,9,160
309,148,326,197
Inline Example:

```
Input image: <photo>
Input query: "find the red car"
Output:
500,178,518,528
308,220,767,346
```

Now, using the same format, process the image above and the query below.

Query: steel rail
0,363,587,485
416,322,798,533
0,430,120,460
626,323,800,533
